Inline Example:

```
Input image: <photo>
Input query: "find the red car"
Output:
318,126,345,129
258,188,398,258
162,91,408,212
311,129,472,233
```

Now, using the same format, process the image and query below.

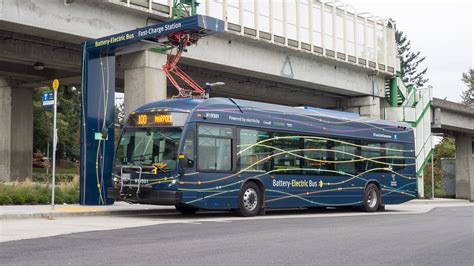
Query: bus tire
175,204,199,215
236,182,261,217
361,183,380,212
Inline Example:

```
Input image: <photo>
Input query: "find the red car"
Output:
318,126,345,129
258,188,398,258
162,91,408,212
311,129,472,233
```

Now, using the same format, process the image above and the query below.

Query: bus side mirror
179,153,194,168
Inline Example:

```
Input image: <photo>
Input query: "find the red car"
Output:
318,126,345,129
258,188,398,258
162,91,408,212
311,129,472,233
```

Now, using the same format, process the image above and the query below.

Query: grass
32,166,79,183
0,177,80,205
33,166,79,175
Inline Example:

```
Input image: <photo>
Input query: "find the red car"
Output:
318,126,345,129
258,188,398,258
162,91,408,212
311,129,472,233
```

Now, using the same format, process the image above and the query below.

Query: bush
0,177,80,205
0,195,13,205
32,172,77,183
9,193,26,205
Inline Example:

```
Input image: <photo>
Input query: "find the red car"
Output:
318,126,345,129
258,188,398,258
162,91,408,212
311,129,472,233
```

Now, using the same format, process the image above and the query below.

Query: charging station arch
80,15,224,205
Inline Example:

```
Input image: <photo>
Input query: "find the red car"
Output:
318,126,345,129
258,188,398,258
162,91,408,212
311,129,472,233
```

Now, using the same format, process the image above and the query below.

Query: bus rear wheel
236,182,261,217
175,204,199,215
361,183,381,212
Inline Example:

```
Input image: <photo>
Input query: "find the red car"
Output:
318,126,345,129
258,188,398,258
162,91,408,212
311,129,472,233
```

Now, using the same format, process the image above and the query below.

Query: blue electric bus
108,97,416,216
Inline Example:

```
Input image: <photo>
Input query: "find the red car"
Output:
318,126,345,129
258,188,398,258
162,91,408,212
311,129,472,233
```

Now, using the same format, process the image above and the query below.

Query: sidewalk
387,198,474,213
0,201,176,220
0,198,472,220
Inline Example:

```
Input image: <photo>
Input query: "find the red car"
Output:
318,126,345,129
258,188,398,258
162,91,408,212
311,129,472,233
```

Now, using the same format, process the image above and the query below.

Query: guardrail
413,87,433,176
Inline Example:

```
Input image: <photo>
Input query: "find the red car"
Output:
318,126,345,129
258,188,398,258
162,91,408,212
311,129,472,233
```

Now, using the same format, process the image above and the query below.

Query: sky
343,0,473,102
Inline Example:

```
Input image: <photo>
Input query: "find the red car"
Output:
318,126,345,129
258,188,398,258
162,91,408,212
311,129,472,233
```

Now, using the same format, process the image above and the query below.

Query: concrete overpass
0,1,395,102
431,98,474,201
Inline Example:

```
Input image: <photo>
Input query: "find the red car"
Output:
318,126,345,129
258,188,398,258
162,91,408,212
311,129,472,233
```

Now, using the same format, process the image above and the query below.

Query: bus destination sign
134,113,173,126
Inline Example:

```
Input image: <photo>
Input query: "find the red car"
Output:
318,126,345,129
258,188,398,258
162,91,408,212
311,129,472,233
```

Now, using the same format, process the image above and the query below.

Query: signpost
42,91,54,176
51,79,59,210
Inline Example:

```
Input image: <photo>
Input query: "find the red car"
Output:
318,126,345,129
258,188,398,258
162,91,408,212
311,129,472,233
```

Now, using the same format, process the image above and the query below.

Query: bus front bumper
108,186,181,205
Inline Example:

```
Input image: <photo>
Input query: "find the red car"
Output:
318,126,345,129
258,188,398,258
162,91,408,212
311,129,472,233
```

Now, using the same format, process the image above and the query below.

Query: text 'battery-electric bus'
108,98,416,216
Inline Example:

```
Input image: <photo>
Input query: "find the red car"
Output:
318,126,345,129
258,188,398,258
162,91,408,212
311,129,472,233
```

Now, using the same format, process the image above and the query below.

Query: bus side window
183,131,195,168
272,133,302,174
333,139,358,175
197,125,233,172
238,128,272,172
303,138,330,175
384,142,405,171
360,141,385,172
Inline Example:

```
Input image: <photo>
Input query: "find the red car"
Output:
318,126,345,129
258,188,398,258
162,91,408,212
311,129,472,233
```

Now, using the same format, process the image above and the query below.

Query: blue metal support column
80,48,116,205
80,15,224,205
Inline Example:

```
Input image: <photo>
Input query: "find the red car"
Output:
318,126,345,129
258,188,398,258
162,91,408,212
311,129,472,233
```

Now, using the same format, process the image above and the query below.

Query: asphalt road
1,207,473,265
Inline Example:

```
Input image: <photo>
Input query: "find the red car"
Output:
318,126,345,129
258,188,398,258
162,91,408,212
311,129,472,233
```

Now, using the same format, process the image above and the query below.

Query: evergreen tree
460,68,474,105
393,23,429,88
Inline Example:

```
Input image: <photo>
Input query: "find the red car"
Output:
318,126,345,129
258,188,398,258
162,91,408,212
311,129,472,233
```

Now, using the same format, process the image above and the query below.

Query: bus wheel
175,204,199,215
236,182,261,217
362,183,380,212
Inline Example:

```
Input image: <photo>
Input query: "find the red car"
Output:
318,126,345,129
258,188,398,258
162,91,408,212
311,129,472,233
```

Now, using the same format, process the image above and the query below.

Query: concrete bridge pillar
455,134,474,201
0,78,12,181
343,96,381,119
0,77,33,181
121,50,168,116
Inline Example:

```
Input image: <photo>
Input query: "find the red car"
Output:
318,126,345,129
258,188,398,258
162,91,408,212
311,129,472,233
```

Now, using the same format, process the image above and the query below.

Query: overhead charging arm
160,32,207,98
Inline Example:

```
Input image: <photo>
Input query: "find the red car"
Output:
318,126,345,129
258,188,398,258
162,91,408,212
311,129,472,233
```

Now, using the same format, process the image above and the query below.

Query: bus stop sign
42,92,54,107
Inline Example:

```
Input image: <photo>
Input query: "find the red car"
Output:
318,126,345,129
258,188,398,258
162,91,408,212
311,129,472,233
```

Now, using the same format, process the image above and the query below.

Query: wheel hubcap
367,188,377,208
243,188,258,212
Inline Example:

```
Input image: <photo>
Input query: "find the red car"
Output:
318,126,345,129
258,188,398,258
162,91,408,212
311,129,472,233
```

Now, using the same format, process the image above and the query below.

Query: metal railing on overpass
116,0,397,75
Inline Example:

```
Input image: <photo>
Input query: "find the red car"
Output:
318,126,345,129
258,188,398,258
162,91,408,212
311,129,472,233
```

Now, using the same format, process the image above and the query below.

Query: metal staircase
383,75,433,198
384,78,405,106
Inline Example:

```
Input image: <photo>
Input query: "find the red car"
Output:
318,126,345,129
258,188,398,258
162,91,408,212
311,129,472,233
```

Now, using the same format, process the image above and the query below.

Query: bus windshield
115,127,182,170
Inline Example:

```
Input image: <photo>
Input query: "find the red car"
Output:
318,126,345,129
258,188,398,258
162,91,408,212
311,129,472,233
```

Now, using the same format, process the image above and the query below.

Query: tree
114,98,125,146
423,137,455,198
460,68,474,105
33,86,81,161
393,23,429,88
114,98,125,125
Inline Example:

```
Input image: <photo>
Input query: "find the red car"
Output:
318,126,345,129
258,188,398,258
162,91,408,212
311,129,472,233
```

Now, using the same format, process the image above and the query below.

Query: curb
0,208,178,220
406,199,473,205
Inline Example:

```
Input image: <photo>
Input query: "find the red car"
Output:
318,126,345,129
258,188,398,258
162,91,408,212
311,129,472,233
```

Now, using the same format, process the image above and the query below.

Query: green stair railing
384,76,433,197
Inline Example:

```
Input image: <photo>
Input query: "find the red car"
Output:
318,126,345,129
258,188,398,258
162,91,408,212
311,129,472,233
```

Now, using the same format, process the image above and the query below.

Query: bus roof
134,97,413,142
135,97,411,129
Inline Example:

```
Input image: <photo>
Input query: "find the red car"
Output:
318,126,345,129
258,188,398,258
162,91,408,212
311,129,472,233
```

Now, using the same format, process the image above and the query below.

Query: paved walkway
0,198,471,220
0,201,175,219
